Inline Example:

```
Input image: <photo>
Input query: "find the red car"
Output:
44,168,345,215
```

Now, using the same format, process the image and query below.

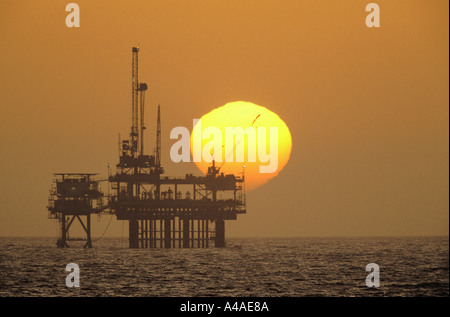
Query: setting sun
190,101,292,191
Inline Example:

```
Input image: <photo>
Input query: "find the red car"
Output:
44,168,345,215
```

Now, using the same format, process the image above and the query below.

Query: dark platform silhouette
47,47,246,248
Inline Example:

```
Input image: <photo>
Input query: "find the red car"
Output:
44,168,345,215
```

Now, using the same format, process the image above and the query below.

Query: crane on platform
218,113,261,170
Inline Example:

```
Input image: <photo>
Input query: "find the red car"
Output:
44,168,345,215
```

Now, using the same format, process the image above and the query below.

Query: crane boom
219,113,261,169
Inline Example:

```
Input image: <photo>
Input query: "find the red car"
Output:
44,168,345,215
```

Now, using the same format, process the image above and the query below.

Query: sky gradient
0,0,448,238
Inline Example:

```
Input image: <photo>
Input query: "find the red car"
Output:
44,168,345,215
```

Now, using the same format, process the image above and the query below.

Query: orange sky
0,0,448,237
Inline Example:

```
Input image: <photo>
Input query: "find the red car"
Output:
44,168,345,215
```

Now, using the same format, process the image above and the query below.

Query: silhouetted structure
47,47,246,248
48,173,104,248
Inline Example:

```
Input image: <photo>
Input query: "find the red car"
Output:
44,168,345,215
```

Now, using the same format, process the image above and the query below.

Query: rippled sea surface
0,237,448,297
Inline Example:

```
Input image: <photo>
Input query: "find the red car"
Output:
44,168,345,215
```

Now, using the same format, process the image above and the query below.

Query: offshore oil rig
47,47,246,249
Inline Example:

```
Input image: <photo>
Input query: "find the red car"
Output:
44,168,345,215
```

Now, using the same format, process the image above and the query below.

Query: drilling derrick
156,104,161,167
130,47,139,156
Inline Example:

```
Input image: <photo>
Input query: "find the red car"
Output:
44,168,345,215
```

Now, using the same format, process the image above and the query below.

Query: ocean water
0,237,448,297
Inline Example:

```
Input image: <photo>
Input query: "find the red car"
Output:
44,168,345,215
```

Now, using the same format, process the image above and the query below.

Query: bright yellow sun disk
190,101,292,191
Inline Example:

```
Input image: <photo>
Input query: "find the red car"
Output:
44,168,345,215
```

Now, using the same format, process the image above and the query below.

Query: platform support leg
129,220,139,248
58,216,67,248
183,219,190,248
215,220,225,248
84,214,92,248
164,218,171,249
